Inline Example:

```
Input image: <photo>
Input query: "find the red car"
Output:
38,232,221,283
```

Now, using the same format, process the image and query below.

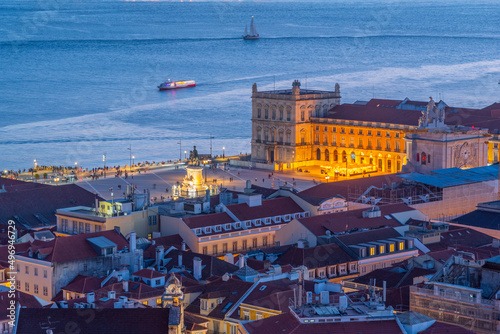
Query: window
85,223,91,233
230,325,238,334
202,246,208,255
195,229,202,235
44,270,47,278
389,244,395,252
279,109,283,120
25,282,29,292
399,241,404,250
16,280,20,290
265,109,269,119
272,109,276,120
386,140,390,150
301,110,304,121
243,310,250,320
242,240,247,250
377,131,381,136
367,130,372,136
232,241,238,252
34,284,39,294
421,152,427,165
79,221,84,234
252,238,258,248
201,300,208,310
358,129,363,135
428,154,431,163
380,246,385,254
212,245,218,255
287,110,291,121
256,313,263,320
25,266,29,275
263,236,268,247
395,141,400,151
34,268,38,276
395,132,400,138
155,279,161,285
386,131,390,137
329,266,336,277
149,215,157,225
72,221,77,234
370,247,375,256
43,286,48,296
95,225,102,232
257,108,261,118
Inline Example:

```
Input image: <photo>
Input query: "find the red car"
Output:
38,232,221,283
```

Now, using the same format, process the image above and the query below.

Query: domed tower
162,274,185,333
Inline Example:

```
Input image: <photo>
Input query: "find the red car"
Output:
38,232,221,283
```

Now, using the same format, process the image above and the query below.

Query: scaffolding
347,181,443,206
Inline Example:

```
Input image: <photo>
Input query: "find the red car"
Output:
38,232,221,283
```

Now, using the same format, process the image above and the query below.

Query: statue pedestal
180,166,208,198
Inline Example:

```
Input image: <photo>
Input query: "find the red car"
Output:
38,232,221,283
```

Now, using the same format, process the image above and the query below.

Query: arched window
342,151,347,162
325,149,330,161
333,150,338,162
257,108,261,118
287,110,291,121
301,111,305,121
265,109,269,119
416,153,420,162
272,108,276,120
279,109,283,120
421,152,427,165
316,149,321,161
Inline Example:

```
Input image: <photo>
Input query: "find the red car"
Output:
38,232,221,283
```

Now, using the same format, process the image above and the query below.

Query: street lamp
75,162,78,180
223,146,225,158
132,155,135,166
127,145,132,171
184,151,187,160
34,159,37,170
103,153,106,178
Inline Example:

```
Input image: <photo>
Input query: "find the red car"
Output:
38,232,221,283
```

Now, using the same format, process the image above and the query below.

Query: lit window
389,244,395,252
399,242,404,250
370,247,375,256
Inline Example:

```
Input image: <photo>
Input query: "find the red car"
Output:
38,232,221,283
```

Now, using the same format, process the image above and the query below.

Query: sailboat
243,16,259,40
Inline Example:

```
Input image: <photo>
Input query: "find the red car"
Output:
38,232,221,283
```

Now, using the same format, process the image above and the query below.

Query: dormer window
379,245,385,254
399,241,405,250
274,216,281,223
245,221,252,228
254,219,262,226
204,227,212,233
224,224,231,230
235,222,241,229
195,228,202,235
389,244,395,252
201,299,208,310
284,215,291,222
214,226,222,232
294,213,301,219
369,247,376,256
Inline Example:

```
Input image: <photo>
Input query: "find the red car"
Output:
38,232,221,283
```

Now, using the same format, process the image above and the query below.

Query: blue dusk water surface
1,0,500,171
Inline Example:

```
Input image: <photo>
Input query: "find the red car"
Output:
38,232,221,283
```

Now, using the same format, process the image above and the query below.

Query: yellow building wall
239,304,281,320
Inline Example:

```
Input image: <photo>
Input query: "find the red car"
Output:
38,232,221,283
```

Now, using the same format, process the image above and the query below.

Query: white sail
249,17,257,36
244,25,248,35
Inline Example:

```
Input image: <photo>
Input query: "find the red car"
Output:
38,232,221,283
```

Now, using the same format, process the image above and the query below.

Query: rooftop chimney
108,291,116,299
123,280,129,292
87,292,95,304
129,232,137,252
224,253,234,265
156,245,165,271
193,257,202,280
178,252,183,268
181,241,186,251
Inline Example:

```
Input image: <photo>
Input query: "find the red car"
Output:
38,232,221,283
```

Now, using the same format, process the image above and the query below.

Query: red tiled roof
61,275,105,294
0,291,45,322
326,101,420,126
298,204,410,236
18,230,129,263
227,197,304,221
336,227,402,246
297,174,402,204
97,281,163,300
132,269,166,279
142,234,185,260
242,312,404,334
275,243,355,269
0,182,103,230
185,277,254,320
419,321,476,334
16,308,173,334
182,212,235,229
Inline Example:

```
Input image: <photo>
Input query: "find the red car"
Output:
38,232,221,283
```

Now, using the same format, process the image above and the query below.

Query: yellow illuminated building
251,81,498,174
